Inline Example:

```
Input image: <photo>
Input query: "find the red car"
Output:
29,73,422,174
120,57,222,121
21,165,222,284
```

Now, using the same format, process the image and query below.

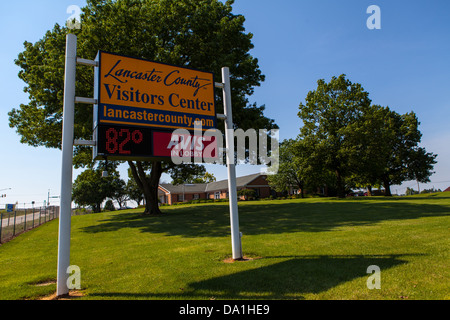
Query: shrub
237,188,257,200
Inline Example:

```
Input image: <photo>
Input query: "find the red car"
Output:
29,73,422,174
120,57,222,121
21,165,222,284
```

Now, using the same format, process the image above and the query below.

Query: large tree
72,166,121,213
297,75,437,197
298,74,372,198
267,139,309,198
376,110,436,196
9,0,276,214
407,147,437,190
352,105,437,196
347,104,393,194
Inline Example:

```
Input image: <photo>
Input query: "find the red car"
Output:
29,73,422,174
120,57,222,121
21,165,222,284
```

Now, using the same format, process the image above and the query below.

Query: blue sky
1,0,449,208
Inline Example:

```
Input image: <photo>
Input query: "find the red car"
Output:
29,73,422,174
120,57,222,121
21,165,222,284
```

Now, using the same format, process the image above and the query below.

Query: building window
215,192,220,200
178,194,184,202
194,194,199,200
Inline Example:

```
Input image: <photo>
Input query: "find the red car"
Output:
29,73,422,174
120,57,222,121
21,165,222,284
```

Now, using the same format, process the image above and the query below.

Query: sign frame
57,35,242,298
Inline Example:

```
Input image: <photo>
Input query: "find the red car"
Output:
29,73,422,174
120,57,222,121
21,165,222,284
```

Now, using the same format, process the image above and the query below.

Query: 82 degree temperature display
97,125,153,159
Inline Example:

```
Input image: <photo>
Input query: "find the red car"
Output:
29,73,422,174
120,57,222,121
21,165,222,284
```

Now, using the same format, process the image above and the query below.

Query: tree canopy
298,74,372,197
276,74,438,198
267,139,309,198
10,0,277,214
72,165,122,212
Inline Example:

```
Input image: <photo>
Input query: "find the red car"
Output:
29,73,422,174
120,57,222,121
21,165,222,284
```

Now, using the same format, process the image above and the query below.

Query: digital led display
96,125,153,159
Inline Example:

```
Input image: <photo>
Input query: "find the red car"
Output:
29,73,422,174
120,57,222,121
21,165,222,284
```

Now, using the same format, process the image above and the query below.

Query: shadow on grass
81,199,450,238
88,254,415,300
345,195,450,201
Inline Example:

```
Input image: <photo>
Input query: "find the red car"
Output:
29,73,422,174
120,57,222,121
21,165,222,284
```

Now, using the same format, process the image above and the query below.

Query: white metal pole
222,67,243,260
57,33,77,297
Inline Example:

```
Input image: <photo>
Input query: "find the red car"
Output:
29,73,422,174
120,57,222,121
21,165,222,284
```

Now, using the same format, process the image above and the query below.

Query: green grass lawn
0,194,449,300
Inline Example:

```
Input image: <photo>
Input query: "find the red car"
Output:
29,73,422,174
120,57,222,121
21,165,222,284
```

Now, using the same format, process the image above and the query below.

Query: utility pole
57,33,77,297
220,67,242,261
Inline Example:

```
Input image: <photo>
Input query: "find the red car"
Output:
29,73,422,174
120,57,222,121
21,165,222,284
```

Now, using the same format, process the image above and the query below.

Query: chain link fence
0,206,60,244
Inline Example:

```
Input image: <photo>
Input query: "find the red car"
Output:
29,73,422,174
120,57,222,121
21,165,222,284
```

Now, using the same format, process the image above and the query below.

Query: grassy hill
0,194,449,300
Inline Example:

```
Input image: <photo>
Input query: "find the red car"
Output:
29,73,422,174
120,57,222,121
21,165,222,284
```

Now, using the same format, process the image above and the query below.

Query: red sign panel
152,131,218,160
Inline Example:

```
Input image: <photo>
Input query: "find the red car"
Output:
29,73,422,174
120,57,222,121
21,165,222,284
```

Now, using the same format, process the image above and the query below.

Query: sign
93,51,218,161
94,51,216,132
6,204,14,213
58,33,241,298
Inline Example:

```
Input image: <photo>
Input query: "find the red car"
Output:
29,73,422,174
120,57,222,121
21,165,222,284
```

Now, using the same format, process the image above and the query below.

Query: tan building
158,173,274,205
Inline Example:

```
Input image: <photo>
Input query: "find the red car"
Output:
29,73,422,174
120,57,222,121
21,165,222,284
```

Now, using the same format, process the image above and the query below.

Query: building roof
205,173,263,192
159,183,207,194
159,173,266,194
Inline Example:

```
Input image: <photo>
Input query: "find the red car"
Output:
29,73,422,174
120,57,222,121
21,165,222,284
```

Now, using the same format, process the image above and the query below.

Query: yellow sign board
95,51,216,131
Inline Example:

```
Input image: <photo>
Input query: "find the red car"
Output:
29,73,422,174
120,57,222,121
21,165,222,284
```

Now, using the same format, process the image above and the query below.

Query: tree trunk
367,185,373,197
383,179,392,197
94,203,101,213
128,161,164,215
298,182,305,199
336,170,345,198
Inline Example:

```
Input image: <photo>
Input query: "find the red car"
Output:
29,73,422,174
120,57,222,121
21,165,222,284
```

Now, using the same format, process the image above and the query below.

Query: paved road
1,211,53,228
